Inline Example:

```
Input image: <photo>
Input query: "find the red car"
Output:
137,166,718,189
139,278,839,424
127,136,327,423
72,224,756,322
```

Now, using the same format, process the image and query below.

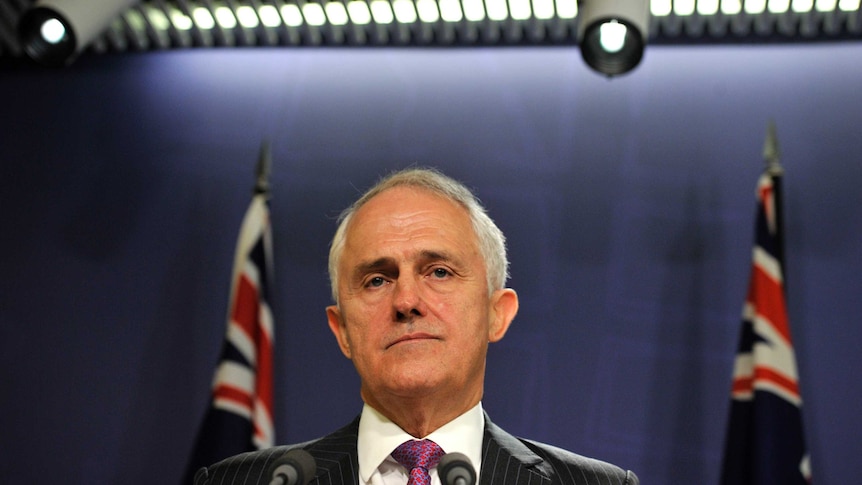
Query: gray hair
328,167,509,303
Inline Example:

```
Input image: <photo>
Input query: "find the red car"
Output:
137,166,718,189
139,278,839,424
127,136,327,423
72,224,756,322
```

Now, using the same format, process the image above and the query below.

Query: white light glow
555,0,577,19
125,9,146,30
39,18,65,44
721,0,742,13
214,6,237,28
258,5,280,27
325,2,349,25
193,7,215,29
486,0,509,20
280,4,303,26
768,0,791,12
533,0,554,19
599,20,626,53
347,1,372,24
463,0,486,20
791,0,813,11
146,7,171,30
745,0,767,13
675,0,696,15
302,3,326,26
651,0,672,16
440,0,463,21
236,6,259,27
698,0,720,14
370,0,394,23
509,0,531,19
814,0,836,11
393,0,418,22
416,0,440,22
170,8,193,30
839,0,860,10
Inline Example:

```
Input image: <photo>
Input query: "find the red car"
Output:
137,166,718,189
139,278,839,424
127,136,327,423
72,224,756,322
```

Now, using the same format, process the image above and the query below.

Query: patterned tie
391,439,446,485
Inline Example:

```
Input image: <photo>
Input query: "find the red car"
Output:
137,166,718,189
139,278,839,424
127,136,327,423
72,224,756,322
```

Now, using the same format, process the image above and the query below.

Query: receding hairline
328,167,508,303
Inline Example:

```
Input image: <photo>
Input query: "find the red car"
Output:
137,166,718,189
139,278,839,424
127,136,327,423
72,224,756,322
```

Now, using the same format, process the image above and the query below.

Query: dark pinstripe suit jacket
194,414,638,485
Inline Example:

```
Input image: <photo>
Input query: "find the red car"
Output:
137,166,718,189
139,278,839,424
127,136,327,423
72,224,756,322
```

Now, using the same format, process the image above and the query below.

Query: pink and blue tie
392,439,445,485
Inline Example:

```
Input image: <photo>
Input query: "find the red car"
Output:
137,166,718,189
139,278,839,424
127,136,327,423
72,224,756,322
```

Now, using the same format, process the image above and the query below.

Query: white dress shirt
357,402,485,485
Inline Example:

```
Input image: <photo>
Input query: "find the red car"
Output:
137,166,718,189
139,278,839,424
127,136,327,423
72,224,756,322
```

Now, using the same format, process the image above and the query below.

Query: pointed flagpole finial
763,120,783,176
255,139,272,196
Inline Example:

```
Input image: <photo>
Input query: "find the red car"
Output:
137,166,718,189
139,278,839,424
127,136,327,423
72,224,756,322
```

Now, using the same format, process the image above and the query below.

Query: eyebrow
352,250,461,277
353,257,397,277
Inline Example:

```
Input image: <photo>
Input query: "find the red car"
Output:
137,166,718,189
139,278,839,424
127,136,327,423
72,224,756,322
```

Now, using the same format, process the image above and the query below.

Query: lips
387,332,438,349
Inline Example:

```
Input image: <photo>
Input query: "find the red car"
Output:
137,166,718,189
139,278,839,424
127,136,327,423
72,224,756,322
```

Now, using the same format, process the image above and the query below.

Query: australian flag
720,167,811,485
183,177,276,483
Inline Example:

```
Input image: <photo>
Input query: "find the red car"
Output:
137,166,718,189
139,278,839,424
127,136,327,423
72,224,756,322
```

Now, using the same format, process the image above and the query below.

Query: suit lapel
479,417,552,485
307,417,361,485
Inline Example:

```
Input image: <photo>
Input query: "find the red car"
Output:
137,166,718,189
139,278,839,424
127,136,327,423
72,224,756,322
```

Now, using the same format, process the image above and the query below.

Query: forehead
344,186,477,253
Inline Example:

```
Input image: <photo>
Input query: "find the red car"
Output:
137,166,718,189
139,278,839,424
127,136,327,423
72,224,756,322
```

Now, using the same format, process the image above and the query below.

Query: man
194,168,638,485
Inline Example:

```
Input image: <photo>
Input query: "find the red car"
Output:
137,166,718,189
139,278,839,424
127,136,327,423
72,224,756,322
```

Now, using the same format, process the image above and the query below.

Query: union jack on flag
184,180,276,482
720,164,811,485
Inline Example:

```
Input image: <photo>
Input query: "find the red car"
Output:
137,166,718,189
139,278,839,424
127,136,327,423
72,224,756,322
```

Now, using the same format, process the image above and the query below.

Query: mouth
387,332,438,349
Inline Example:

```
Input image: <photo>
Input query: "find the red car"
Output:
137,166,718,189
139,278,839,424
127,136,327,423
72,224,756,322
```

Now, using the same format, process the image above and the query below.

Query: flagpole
763,120,783,176
255,139,272,197
762,119,786,290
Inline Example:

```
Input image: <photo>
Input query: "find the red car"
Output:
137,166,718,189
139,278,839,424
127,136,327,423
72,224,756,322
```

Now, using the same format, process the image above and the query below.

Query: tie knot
392,439,445,473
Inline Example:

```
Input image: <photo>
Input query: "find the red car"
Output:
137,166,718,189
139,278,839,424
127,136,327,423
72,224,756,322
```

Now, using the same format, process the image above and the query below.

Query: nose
393,276,425,322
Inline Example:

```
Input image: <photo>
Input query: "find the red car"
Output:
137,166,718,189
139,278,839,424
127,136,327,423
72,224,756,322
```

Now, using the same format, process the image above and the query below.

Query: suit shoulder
193,419,359,485
194,446,293,485
521,439,639,485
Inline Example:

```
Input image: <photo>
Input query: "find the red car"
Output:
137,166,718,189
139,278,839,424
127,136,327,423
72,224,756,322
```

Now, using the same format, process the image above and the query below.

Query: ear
326,305,353,359
488,288,518,343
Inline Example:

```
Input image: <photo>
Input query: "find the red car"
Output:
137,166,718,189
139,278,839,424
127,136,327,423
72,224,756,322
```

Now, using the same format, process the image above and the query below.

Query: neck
362,390,481,438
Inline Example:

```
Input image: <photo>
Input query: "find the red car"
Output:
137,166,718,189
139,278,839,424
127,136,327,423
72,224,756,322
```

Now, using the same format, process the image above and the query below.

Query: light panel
280,4,303,26
347,1,373,24
439,0,463,22
170,8,193,30
722,0,743,14
510,0,532,20
674,0,696,15
324,2,349,25
193,7,216,29
393,0,418,23
416,0,440,22
555,0,577,18
463,0,486,21
236,6,260,28
651,0,672,16
214,6,237,28
112,0,862,33
302,3,326,26
11,0,862,67
698,0,720,15
370,0,395,22
486,0,509,21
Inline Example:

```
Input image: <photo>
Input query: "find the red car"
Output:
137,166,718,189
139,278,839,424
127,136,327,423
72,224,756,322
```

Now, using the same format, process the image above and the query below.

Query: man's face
326,186,517,414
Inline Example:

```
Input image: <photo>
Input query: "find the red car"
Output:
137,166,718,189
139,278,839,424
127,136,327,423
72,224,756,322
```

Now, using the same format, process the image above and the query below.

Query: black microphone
438,452,476,485
267,449,317,485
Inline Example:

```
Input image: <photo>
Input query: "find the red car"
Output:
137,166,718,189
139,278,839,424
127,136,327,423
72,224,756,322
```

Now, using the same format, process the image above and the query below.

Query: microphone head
438,452,477,485
267,448,317,485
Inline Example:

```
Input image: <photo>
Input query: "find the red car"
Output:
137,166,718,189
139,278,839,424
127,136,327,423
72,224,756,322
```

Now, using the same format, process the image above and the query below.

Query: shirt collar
357,402,485,484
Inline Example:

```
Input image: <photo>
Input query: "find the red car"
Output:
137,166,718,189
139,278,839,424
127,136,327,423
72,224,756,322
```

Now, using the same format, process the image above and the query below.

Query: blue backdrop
1,43,860,484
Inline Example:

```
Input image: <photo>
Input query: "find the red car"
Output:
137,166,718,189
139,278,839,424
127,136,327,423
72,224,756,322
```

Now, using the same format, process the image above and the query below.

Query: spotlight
18,0,140,67
577,0,649,77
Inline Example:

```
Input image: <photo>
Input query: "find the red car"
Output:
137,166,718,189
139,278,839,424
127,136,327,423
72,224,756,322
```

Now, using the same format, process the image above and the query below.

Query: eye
431,267,451,279
366,276,387,288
